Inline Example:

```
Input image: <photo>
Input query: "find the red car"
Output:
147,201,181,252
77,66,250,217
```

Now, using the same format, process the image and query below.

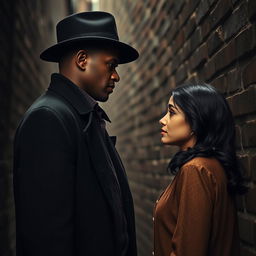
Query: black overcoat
13,74,137,256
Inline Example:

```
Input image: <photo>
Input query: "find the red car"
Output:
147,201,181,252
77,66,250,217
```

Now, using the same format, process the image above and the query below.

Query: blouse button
152,251,155,255
152,217,155,221
156,199,159,203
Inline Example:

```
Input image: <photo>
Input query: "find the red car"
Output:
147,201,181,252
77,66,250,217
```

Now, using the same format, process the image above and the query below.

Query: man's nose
111,70,120,82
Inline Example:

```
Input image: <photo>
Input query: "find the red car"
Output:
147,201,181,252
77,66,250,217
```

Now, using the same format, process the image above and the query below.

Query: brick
189,43,208,71
242,121,256,147
223,2,249,42
207,27,224,57
178,1,194,27
228,86,256,117
235,125,243,150
181,41,190,61
238,154,251,179
190,27,202,52
195,0,210,25
243,57,256,87
238,214,255,245
231,0,240,5
212,74,227,94
184,15,196,40
226,68,242,94
172,54,181,74
210,0,232,29
245,186,256,214
248,0,256,21
214,40,236,72
167,18,179,42
236,25,256,60
187,0,201,14
240,246,256,256
201,16,211,39
173,0,185,18
175,64,187,84
203,58,216,80
208,0,218,7
236,194,245,211
250,155,256,182
173,29,185,54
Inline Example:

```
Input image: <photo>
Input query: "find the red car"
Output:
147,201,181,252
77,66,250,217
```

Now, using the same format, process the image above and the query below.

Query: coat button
156,199,159,203
152,251,155,255
152,217,155,221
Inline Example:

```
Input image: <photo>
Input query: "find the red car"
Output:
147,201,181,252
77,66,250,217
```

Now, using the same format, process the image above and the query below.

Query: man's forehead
89,49,120,62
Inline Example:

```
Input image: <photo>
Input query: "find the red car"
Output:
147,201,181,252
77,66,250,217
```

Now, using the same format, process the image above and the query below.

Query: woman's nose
159,116,166,125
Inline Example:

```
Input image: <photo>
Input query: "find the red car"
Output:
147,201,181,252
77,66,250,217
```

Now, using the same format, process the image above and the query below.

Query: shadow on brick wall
100,1,256,255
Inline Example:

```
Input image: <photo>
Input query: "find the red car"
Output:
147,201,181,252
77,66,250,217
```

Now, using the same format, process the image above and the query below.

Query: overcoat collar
48,73,110,122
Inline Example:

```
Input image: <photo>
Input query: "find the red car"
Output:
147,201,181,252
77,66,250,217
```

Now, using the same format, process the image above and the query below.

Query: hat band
58,32,119,43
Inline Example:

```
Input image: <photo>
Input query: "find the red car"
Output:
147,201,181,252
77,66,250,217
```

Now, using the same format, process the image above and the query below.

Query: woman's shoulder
182,156,221,169
181,157,226,183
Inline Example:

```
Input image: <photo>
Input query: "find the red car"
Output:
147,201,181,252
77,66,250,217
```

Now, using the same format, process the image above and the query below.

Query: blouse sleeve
170,164,216,256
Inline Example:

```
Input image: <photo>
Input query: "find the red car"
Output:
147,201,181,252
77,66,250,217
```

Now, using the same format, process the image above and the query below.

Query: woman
154,84,246,256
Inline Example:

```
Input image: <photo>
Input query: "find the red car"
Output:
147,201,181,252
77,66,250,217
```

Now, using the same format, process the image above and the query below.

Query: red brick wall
100,0,256,255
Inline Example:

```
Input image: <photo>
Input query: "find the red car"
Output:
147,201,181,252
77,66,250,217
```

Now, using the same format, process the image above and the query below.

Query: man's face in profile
81,48,120,102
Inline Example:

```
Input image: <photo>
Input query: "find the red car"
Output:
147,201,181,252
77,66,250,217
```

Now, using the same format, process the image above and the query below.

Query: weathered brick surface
0,1,70,255
100,0,256,255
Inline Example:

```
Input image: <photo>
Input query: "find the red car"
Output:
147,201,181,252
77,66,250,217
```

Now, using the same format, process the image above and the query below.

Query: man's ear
75,50,87,71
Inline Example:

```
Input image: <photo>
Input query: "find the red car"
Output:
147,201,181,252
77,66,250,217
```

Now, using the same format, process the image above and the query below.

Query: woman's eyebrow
168,104,178,110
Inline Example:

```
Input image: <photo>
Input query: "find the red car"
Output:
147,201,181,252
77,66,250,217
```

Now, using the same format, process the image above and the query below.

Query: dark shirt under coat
13,73,137,256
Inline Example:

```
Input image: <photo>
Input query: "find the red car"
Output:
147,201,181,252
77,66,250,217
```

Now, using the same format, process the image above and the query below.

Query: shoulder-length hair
168,83,247,195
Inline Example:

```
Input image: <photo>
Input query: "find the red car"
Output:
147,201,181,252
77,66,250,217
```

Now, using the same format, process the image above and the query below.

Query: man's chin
97,95,109,102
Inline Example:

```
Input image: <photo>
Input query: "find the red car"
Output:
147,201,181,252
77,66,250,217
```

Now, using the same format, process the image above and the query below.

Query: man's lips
106,85,115,93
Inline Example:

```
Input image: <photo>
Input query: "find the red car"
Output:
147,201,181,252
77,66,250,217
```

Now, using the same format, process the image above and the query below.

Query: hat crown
56,11,119,43
40,11,139,63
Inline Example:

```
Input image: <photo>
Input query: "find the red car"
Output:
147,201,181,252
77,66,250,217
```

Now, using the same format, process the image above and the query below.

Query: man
13,11,139,256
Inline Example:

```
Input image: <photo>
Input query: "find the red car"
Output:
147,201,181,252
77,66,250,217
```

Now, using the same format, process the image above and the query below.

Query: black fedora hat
40,11,139,64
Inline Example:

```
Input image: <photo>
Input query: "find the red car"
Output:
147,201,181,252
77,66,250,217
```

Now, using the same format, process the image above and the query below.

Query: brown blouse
153,157,240,256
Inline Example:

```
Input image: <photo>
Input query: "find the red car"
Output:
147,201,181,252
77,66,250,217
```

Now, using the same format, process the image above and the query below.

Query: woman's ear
75,50,87,71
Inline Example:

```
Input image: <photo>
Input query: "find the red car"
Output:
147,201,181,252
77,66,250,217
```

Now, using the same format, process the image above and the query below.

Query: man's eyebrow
107,58,119,65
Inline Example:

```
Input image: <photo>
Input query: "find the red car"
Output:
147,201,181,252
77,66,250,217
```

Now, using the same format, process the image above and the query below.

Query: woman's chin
161,137,171,145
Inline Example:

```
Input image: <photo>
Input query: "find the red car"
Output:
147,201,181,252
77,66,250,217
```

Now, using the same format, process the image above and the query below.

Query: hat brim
40,37,139,64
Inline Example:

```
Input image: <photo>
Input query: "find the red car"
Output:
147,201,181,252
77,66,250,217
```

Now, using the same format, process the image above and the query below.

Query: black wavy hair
167,83,247,195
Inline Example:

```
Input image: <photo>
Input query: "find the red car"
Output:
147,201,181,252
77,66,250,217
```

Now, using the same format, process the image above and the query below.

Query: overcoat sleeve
14,107,75,256
170,164,216,256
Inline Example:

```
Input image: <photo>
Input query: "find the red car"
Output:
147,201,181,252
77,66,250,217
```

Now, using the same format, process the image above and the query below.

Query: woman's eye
169,110,175,116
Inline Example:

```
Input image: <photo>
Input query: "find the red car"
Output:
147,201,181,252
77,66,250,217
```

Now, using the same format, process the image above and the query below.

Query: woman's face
159,96,196,150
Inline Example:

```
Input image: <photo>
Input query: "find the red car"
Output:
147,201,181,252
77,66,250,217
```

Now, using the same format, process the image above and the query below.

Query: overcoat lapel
105,130,134,209
83,115,127,255
48,74,130,254
82,114,123,215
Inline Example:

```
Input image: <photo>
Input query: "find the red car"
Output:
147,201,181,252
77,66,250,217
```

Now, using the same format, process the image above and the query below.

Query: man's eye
108,63,117,70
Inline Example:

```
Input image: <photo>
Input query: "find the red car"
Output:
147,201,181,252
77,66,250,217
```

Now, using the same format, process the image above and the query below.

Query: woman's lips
161,129,167,135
